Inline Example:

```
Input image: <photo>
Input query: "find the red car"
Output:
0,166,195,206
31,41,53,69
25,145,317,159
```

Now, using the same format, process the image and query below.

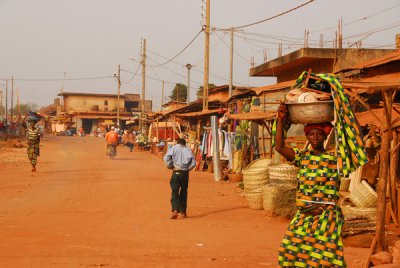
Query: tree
196,84,216,99
9,103,38,115
169,83,187,102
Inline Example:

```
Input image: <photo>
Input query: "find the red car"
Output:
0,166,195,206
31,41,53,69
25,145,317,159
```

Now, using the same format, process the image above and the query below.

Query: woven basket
242,158,271,195
245,193,263,210
339,178,351,192
245,158,272,169
341,205,377,220
349,180,377,208
269,163,299,187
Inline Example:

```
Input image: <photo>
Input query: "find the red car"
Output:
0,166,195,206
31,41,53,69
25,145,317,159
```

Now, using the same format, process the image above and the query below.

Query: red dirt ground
0,136,369,267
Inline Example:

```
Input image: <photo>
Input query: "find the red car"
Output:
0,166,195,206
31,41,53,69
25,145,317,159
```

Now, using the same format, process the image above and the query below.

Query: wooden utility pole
141,38,147,133
202,0,210,111
5,80,8,122
0,90,2,116
186,64,192,104
229,27,234,98
16,88,20,115
11,76,14,122
116,64,121,127
161,81,164,110
142,39,147,114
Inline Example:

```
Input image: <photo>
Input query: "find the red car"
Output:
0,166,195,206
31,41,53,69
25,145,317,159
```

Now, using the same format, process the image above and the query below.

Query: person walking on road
26,112,41,172
105,126,119,156
274,103,346,267
164,138,196,219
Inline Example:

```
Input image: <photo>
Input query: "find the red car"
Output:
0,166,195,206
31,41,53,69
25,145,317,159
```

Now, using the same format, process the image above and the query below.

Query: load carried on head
285,72,334,124
277,70,368,178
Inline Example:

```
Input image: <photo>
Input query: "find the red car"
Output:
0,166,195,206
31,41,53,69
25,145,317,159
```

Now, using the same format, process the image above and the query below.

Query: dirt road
0,136,368,267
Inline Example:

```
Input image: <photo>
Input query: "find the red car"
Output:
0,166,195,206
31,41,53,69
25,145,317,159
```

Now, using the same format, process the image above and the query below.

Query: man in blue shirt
164,138,196,219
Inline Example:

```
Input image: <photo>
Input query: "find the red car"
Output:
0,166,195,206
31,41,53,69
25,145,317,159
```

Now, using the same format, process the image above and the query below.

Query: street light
114,65,121,127
186,63,192,105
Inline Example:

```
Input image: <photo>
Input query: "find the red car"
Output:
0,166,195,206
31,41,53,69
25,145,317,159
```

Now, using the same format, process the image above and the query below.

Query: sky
0,0,399,110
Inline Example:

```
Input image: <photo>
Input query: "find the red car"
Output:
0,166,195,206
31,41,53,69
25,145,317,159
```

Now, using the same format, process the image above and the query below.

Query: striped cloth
278,148,345,267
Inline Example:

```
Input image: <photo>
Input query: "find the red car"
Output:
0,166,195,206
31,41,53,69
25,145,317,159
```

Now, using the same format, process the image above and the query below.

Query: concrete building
56,92,152,134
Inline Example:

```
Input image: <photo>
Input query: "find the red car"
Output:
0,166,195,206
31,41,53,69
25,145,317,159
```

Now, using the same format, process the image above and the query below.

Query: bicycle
108,144,117,159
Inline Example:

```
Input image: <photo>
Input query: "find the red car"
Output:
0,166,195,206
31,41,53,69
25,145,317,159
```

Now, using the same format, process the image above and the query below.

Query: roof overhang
250,48,336,77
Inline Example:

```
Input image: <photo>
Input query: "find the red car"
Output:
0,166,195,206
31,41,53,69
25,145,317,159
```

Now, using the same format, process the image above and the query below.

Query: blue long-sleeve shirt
164,144,196,171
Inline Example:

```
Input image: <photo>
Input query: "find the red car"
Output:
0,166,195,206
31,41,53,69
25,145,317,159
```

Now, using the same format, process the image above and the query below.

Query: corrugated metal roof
341,51,400,72
341,73,400,93
356,107,400,129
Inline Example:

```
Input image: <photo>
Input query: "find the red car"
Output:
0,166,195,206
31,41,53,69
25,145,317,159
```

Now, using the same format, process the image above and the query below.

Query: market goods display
242,158,272,210
262,184,296,218
268,163,299,187
348,180,377,208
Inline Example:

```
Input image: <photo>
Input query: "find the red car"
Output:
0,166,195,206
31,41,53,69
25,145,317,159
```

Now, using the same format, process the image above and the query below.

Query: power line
217,0,316,30
215,31,251,64
310,2,400,33
343,20,400,40
147,29,203,68
121,64,141,84
2,76,114,82
147,55,202,86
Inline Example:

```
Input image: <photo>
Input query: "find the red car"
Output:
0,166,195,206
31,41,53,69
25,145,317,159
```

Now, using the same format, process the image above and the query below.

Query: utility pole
141,38,147,133
0,90,2,116
229,27,234,98
11,76,14,122
202,0,210,111
5,80,8,123
161,81,165,111
115,65,121,127
186,64,192,104
16,88,20,115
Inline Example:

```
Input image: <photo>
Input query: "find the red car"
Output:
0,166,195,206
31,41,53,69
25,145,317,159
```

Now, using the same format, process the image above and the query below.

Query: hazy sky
1,0,399,110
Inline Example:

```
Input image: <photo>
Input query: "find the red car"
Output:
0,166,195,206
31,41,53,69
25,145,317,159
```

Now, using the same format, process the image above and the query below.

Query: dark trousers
170,170,189,213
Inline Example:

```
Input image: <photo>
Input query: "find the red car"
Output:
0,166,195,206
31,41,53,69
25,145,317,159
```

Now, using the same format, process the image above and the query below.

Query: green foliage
9,103,38,115
196,84,216,99
169,83,187,102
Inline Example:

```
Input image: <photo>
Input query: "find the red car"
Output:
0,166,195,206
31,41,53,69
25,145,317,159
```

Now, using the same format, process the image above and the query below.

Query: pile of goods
340,180,377,237
242,158,271,210
242,159,298,218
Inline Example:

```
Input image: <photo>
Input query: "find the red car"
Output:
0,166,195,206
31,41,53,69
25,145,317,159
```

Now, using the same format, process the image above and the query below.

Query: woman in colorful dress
275,103,346,267
27,118,41,172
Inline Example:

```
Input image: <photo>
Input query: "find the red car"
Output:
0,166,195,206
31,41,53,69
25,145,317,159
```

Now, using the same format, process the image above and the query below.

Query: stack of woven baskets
268,163,299,187
242,158,272,210
262,163,299,217
341,180,377,236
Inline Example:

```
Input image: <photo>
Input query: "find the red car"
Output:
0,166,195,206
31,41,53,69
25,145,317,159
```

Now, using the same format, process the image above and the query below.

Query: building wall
64,96,124,113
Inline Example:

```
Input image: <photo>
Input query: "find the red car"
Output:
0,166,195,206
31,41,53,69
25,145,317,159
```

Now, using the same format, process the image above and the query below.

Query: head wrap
304,122,333,136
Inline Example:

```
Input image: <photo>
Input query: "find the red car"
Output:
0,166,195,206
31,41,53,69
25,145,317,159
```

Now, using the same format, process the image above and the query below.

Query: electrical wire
217,0,315,30
3,76,114,82
215,31,251,64
147,29,203,68
310,2,400,33
147,55,202,86
121,64,141,84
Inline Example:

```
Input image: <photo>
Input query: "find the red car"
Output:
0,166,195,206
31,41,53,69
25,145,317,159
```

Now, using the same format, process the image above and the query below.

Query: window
104,100,108,106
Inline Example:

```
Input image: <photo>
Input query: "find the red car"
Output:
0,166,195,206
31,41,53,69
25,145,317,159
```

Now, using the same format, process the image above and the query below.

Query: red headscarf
304,122,333,136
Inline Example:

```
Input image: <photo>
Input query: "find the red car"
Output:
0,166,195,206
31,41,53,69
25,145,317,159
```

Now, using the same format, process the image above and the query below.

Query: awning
176,108,226,118
252,80,295,95
341,74,400,94
356,107,400,129
226,111,276,121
